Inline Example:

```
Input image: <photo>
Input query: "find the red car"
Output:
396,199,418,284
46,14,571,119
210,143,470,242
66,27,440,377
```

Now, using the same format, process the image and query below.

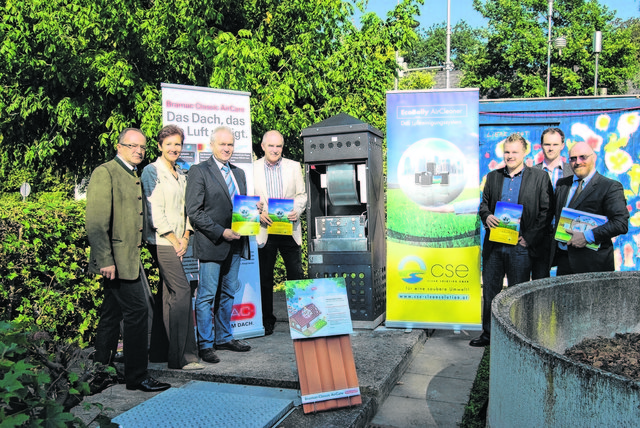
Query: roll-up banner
161,83,264,339
385,89,482,331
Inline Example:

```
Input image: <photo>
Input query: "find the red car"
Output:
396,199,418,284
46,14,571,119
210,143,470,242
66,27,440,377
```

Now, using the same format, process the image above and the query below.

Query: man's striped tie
221,164,236,197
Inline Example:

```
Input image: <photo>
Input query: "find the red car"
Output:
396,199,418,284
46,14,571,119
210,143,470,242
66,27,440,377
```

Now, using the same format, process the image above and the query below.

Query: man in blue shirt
532,128,573,279
470,134,553,347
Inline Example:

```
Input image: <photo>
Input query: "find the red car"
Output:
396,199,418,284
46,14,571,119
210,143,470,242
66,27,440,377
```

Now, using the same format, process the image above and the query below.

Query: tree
0,0,230,192
207,0,423,160
616,17,640,90
398,70,436,90
0,0,423,191
461,0,638,98
403,20,485,70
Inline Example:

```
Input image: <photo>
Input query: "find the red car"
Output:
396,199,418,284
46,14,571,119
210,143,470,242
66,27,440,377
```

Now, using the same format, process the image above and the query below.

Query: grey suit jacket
553,172,629,273
253,157,307,247
185,157,249,262
86,157,144,280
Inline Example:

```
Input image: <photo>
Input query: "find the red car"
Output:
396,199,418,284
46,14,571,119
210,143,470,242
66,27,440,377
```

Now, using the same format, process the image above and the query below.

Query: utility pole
546,0,553,98
446,0,451,88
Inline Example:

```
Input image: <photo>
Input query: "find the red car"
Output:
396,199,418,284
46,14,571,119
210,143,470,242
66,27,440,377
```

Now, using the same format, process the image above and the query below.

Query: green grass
460,346,490,428
497,222,518,231
387,188,480,247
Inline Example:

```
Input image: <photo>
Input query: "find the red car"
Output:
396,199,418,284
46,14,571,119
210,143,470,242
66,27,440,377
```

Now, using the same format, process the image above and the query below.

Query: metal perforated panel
112,384,295,427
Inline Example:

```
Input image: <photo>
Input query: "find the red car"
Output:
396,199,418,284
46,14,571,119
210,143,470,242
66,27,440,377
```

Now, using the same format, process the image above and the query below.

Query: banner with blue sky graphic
386,89,481,331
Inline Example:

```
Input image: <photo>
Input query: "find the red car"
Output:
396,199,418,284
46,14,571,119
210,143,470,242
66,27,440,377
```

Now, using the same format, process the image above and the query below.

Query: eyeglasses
120,143,147,151
569,154,592,163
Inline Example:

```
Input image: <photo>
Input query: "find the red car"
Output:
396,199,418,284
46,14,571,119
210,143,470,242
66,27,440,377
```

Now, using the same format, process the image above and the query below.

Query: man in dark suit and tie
532,127,573,279
552,141,629,275
470,133,553,347
86,128,171,392
186,126,251,364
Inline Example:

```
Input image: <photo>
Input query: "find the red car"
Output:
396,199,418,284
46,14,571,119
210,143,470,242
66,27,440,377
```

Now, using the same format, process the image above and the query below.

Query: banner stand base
385,321,482,334
352,312,385,330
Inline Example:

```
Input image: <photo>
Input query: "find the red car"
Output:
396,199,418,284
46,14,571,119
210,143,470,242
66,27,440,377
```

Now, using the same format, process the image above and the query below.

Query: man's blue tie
221,164,237,197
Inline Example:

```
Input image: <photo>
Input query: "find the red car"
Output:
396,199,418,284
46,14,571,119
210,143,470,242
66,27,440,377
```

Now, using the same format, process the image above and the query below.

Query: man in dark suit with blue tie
553,141,629,275
186,126,251,364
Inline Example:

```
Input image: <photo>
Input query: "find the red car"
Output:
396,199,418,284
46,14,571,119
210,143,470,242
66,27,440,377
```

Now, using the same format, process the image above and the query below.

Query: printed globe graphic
397,138,467,207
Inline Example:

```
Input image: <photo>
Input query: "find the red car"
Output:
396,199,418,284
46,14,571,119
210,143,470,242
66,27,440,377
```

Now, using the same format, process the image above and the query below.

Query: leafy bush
0,192,160,346
0,193,101,346
0,320,111,427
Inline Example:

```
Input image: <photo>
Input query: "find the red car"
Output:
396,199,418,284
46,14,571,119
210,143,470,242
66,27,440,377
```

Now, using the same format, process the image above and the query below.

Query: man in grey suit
552,141,629,275
532,127,572,279
254,130,307,335
186,126,251,364
86,128,170,392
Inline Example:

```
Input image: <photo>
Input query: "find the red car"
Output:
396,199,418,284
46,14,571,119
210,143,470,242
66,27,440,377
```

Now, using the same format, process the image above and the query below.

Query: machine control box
316,215,365,239
313,215,367,251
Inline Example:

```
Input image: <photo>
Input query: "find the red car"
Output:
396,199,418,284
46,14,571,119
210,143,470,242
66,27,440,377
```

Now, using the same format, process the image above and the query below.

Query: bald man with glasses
551,141,629,275
86,128,171,393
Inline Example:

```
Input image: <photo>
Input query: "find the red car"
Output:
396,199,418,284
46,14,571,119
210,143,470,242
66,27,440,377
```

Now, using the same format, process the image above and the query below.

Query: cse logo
398,255,469,284
231,303,256,321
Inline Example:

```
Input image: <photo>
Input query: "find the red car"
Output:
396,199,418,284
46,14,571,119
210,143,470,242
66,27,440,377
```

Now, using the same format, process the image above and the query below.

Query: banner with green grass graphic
385,89,482,331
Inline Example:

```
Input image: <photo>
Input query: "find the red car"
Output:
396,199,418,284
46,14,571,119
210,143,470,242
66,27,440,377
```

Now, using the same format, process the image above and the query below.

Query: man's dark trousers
258,235,303,327
94,271,148,387
481,243,531,336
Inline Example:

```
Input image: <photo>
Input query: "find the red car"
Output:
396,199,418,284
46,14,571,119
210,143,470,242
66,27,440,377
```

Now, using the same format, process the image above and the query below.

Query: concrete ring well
488,271,640,427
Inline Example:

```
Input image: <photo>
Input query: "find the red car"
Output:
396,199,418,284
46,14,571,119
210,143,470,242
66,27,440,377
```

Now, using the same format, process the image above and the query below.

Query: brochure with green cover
231,195,260,235
489,201,522,245
555,207,607,251
267,198,294,235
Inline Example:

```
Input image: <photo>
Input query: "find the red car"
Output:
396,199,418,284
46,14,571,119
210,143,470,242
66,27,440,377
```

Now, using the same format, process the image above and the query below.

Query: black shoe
199,348,220,363
469,336,490,347
126,377,171,392
264,322,274,336
89,372,117,395
89,366,125,395
216,339,251,352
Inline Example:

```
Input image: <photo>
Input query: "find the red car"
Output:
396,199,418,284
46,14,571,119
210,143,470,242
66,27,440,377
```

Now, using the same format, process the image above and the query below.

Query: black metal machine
301,113,386,328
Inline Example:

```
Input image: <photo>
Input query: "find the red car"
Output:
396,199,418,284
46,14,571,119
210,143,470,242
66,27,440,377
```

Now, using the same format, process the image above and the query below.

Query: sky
357,0,639,29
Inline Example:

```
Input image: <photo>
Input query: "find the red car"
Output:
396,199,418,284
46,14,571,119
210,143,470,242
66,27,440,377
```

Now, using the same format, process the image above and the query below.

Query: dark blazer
185,157,249,262
86,157,144,280
480,166,554,259
552,172,629,273
533,161,573,182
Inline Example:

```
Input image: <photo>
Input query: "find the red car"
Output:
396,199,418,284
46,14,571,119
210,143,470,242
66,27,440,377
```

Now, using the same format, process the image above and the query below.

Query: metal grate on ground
112,381,299,427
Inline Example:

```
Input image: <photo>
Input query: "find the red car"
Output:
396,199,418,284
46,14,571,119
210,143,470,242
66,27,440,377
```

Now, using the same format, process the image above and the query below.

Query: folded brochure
231,195,260,235
489,201,522,245
267,198,294,235
555,207,606,251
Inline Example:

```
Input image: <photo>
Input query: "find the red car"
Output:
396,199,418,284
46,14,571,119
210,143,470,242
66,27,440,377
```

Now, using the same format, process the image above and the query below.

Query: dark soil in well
564,333,640,382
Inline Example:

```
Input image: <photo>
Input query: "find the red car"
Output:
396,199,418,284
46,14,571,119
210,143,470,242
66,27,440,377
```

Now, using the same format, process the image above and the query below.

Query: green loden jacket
86,157,144,280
